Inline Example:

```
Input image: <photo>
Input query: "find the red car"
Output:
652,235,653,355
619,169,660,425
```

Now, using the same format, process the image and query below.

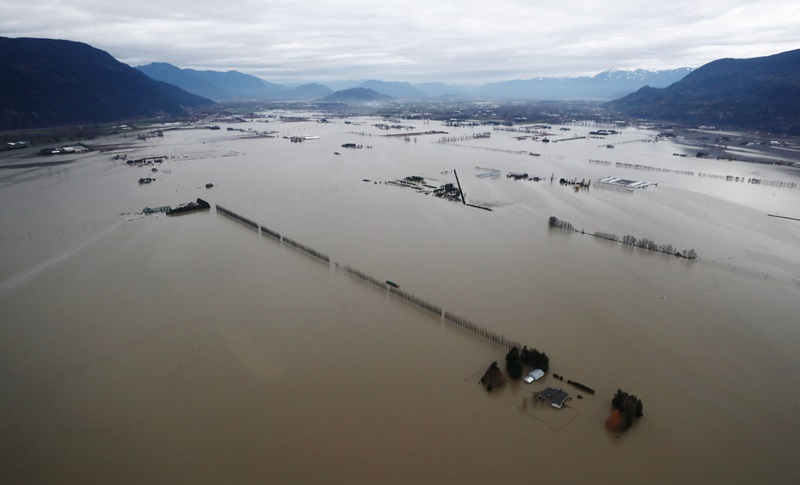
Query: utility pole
453,169,466,205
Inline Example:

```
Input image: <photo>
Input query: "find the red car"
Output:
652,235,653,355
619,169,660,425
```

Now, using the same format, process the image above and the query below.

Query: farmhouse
535,387,572,410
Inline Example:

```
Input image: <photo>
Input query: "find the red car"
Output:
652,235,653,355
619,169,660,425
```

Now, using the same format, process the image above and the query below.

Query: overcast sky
2,0,798,84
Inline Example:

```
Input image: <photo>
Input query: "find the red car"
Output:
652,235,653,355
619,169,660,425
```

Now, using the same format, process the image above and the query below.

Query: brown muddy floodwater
1,116,800,484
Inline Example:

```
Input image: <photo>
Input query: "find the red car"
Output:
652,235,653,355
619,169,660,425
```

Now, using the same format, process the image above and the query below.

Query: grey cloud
1,0,798,83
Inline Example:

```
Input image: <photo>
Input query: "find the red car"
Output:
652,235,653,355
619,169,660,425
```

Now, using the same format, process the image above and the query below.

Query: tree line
550,216,698,259
548,216,574,231
504,345,550,379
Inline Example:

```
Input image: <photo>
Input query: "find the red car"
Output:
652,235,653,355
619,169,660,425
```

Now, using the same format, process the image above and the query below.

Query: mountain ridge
478,68,693,100
318,87,393,103
136,62,287,101
0,37,213,131
605,49,800,134
136,61,693,101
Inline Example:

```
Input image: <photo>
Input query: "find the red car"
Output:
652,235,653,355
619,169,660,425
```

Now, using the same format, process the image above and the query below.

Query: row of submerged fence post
339,265,386,290
444,311,522,350
217,204,330,263
343,263,516,350
282,236,330,263
216,205,258,230
389,286,442,317
215,204,519,350
260,226,281,240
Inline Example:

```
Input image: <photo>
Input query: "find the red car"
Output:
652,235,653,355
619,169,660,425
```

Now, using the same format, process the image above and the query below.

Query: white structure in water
597,176,655,189
523,369,545,383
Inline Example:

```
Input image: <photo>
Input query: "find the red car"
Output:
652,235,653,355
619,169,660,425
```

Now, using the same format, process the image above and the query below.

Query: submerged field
1,115,799,484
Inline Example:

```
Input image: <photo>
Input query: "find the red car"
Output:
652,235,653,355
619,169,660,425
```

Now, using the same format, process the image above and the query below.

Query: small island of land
606,389,644,432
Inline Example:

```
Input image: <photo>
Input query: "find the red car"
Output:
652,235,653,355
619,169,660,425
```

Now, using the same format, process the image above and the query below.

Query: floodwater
1,116,800,484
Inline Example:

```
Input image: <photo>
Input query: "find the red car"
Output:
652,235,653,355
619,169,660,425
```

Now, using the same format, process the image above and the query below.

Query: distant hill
606,49,800,134
359,80,429,99
280,83,333,100
477,68,692,100
322,80,363,92
136,62,286,101
0,37,213,131
318,88,393,103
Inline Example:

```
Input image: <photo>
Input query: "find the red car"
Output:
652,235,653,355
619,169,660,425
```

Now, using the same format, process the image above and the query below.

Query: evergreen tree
520,346,550,372
505,347,523,379
612,389,625,410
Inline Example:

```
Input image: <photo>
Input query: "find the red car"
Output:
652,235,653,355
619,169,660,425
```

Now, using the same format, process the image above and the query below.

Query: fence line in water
214,203,521,350
342,263,515,350
217,205,330,263
216,205,258,230
282,236,330,263
444,311,522,350
697,258,800,289
340,264,386,290
260,226,281,240
389,286,442,317
339,265,519,350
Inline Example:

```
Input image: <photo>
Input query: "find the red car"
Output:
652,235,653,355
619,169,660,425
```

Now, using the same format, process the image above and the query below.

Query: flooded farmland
1,115,800,484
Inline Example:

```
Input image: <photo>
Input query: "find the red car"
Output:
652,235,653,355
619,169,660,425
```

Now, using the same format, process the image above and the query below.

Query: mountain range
478,69,694,100
135,62,334,102
135,62,692,102
0,37,213,131
606,49,800,134
2,35,799,134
